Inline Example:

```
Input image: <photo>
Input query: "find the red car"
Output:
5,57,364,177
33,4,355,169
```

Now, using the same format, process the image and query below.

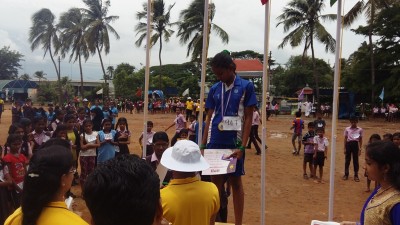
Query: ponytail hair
366,141,400,191
22,145,73,225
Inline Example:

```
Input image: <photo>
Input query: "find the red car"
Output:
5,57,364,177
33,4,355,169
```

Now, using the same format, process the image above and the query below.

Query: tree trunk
79,54,84,99
159,32,163,90
48,46,62,106
310,32,319,104
96,45,108,99
369,2,376,103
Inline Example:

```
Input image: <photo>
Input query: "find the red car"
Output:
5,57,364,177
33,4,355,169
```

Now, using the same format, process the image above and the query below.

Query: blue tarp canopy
148,90,164,99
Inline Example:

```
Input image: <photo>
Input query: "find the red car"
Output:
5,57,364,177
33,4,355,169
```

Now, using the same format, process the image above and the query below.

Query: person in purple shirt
341,141,400,225
165,107,186,146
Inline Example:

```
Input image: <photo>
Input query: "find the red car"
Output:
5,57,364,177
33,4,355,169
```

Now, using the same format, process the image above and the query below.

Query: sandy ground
1,105,398,225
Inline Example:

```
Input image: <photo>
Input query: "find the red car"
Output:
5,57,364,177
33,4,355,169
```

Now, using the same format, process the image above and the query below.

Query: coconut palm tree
34,70,47,85
176,0,229,62
343,0,394,102
81,0,120,95
20,73,31,81
135,0,175,67
29,8,62,104
276,0,336,102
58,8,90,99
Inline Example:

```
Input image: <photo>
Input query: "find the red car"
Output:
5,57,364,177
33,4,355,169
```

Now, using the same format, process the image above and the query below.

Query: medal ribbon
221,76,236,117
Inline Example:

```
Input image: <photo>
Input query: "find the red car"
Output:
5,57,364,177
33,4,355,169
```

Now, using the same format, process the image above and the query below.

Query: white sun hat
161,140,209,172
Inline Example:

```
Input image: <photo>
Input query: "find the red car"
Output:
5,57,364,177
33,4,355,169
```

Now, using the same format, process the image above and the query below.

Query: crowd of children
0,100,133,224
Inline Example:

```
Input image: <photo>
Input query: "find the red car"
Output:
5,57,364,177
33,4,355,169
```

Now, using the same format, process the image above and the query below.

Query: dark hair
101,118,112,129
83,154,160,225
369,134,382,143
52,124,68,138
349,116,358,122
147,121,153,126
63,113,76,123
307,122,315,128
20,118,32,128
40,138,71,149
8,123,24,135
295,111,301,117
152,131,169,143
315,127,324,133
383,133,393,141
32,116,46,126
178,128,189,137
210,52,236,71
366,141,400,190
6,133,23,146
393,132,400,139
22,145,73,225
116,117,129,131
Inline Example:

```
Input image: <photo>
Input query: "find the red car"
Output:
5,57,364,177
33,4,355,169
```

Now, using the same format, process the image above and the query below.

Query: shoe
303,174,308,179
354,176,360,182
292,149,296,155
342,175,349,180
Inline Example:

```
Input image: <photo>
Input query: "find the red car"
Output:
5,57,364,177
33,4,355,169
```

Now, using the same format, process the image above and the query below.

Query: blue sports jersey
206,75,257,145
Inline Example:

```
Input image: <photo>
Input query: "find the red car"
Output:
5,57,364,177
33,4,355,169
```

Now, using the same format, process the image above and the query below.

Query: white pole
261,1,271,225
329,0,343,221
143,0,152,158
197,0,210,145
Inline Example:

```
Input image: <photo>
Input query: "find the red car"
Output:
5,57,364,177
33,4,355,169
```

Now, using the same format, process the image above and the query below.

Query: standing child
302,122,315,179
138,121,155,157
313,113,326,131
2,134,28,208
188,115,197,142
290,111,304,155
6,123,32,159
97,119,117,165
248,107,262,155
114,117,131,157
364,134,381,192
343,116,363,182
313,128,329,183
165,107,186,146
64,114,81,185
80,119,100,189
30,116,51,154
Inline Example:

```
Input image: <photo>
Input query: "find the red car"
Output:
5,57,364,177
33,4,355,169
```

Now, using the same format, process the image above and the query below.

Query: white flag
96,89,103,95
182,88,189,96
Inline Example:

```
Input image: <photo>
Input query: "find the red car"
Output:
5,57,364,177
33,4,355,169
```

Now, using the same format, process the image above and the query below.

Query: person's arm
358,136,363,156
138,133,143,147
313,137,318,159
344,129,348,154
390,203,400,225
165,122,175,131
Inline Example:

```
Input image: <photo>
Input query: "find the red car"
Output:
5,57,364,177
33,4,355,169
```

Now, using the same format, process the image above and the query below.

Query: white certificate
222,116,241,131
202,149,237,175
87,135,97,143
104,133,112,140
310,220,339,225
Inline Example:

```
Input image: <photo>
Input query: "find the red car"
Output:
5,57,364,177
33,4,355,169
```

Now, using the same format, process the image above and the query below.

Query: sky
0,0,367,81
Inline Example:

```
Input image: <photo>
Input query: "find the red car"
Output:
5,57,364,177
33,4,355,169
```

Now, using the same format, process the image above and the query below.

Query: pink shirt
344,126,363,142
174,113,186,133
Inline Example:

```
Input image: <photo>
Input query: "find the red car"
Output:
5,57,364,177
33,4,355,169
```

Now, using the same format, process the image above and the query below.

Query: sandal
342,175,348,180
303,174,308,179
354,176,360,182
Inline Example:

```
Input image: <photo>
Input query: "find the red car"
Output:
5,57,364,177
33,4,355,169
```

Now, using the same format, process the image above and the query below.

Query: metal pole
329,0,343,221
143,0,152,158
261,1,271,224
197,0,210,145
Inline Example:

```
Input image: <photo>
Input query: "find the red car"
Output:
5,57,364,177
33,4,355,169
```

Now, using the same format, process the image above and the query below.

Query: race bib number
220,116,241,131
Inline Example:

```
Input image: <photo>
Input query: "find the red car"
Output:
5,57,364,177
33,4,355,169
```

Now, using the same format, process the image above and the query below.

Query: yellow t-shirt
161,176,220,225
5,201,88,225
0,99,4,111
186,101,194,110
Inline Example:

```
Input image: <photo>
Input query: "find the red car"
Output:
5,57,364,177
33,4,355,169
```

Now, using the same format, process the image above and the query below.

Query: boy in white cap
160,140,220,225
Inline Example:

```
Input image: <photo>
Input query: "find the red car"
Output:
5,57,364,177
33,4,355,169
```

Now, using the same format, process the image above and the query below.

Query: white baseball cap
161,140,209,172
83,98,88,102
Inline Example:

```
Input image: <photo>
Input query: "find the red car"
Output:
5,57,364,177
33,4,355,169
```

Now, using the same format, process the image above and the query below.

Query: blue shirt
205,75,257,145
97,130,117,163
110,107,118,125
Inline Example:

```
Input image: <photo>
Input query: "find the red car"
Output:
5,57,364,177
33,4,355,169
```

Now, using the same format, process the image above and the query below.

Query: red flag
261,0,268,5
135,88,142,97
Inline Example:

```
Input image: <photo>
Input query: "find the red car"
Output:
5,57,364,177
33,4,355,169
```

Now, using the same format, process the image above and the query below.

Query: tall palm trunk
310,29,319,104
159,31,163,90
96,44,108,98
78,54,84,99
48,46,62,105
368,2,376,103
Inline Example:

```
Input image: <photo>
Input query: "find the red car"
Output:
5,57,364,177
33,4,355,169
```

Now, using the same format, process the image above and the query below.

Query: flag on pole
298,88,304,101
135,87,142,97
379,87,384,100
96,89,103,95
182,88,189,96
330,0,337,6
261,0,268,5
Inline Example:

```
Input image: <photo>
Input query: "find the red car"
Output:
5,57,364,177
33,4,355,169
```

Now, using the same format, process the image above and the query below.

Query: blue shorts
206,143,245,177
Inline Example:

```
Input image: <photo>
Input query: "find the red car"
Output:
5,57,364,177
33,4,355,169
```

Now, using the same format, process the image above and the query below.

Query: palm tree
81,0,120,97
343,0,394,102
29,8,62,104
276,0,336,102
34,70,47,85
20,73,31,81
176,0,229,62
135,0,175,67
58,8,90,99
106,65,114,80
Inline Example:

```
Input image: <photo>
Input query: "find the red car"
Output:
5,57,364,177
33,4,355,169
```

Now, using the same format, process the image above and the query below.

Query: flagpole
329,0,343,221
261,1,271,224
143,0,152,158
197,0,210,145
